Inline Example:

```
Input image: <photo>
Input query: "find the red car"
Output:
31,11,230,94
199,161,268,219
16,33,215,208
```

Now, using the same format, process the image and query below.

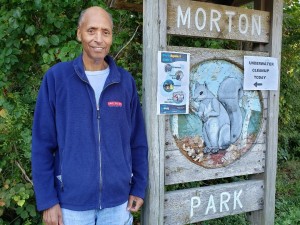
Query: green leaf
17,199,25,207
54,21,63,29
5,48,12,56
26,204,36,217
8,18,19,29
49,35,60,46
10,55,19,64
20,209,28,219
13,195,20,202
25,25,35,36
34,0,42,9
36,36,49,46
13,8,22,18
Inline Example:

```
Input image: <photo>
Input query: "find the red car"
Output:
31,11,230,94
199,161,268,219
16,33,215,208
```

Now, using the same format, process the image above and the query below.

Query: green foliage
0,1,143,224
278,0,300,160
275,160,300,225
168,35,239,50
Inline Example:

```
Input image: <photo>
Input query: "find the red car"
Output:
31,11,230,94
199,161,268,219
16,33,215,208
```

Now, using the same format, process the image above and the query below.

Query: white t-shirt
85,67,110,110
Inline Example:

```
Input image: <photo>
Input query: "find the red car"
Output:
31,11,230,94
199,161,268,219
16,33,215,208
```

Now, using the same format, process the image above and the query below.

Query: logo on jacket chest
107,101,123,107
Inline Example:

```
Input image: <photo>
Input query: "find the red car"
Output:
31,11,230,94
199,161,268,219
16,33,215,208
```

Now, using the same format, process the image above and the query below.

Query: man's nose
94,32,103,42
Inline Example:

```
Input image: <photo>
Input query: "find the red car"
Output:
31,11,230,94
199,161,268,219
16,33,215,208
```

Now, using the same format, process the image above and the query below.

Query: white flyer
244,56,279,90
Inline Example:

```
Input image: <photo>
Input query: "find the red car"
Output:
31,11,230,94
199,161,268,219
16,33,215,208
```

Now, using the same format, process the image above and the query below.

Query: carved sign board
167,0,270,43
164,180,264,224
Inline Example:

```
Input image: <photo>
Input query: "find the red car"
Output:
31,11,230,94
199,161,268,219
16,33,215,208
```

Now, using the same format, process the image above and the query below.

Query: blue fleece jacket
31,55,148,211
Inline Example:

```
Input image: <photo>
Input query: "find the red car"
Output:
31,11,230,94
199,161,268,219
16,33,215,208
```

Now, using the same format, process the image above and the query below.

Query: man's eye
88,29,94,34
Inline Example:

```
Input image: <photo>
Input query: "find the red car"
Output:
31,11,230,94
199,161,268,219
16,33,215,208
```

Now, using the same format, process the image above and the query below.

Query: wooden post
248,0,283,224
263,0,283,224
141,0,167,224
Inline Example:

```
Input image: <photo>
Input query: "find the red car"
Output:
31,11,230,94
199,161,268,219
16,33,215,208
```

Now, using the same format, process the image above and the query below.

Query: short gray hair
77,8,114,28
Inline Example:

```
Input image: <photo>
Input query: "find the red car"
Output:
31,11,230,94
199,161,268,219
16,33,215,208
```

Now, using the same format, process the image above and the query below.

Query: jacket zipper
97,108,102,209
97,81,118,209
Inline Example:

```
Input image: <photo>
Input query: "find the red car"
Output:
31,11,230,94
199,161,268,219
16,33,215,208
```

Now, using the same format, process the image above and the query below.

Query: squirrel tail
218,77,243,143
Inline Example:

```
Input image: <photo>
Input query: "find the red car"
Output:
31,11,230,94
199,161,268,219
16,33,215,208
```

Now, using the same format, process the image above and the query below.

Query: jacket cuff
37,199,60,212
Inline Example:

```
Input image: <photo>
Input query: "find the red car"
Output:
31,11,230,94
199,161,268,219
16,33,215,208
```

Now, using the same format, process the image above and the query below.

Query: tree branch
114,25,140,60
15,160,33,186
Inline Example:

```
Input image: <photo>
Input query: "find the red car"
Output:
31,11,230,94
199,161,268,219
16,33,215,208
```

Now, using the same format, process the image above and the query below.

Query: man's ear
77,29,81,42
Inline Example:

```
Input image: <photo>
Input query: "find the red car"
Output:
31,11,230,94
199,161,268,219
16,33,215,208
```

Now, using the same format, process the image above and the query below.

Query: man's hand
43,204,64,225
127,195,144,212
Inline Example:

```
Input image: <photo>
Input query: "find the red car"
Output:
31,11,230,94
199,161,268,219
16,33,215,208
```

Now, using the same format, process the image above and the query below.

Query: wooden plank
165,146,265,185
164,180,264,224
141,0,167,225
167,0,270,42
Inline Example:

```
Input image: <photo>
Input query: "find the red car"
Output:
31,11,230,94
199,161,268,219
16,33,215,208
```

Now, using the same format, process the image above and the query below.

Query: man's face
77,8,113,68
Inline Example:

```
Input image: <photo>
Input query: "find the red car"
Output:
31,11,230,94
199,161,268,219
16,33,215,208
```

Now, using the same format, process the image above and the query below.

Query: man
31,6,148,225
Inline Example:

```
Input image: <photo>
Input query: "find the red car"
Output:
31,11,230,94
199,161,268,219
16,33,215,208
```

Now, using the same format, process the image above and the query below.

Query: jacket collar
73,54,121,85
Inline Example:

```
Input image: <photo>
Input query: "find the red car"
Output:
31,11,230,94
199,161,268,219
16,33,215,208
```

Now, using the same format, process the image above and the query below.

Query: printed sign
157,51,190,114
244,56,279,90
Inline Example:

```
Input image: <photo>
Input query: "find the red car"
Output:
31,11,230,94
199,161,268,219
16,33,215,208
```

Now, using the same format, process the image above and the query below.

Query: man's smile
92,47,105,52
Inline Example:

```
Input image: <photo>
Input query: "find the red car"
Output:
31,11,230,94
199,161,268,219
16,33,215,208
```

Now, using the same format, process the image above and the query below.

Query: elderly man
31,6,148,225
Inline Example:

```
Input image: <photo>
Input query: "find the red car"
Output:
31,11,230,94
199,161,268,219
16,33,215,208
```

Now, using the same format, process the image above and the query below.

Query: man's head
77,6,113,70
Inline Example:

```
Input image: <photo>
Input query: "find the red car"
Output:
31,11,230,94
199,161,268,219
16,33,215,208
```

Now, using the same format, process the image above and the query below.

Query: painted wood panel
164,180,264,224
164,46,267,179
167,0,270,42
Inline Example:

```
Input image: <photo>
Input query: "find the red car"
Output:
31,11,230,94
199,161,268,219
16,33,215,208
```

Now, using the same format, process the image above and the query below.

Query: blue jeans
61,202,133,225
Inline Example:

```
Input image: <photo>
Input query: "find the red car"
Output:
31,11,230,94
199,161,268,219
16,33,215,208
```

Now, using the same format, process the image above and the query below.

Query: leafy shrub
0,1,143,224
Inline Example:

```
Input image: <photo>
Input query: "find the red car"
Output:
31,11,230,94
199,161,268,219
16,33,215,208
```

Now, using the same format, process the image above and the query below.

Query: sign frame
142,0,283,225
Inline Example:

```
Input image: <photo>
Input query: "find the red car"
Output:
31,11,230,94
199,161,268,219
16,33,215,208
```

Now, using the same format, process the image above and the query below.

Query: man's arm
128,79,149,201
32,71,59,211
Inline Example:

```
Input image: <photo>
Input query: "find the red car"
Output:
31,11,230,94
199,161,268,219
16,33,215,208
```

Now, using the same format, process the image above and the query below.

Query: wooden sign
165,46,268,185
167,0,270,43
164,180,264,224
142,0,283,224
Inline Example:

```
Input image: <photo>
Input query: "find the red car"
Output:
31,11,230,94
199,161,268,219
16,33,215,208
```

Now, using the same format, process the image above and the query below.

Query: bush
0,1,142,223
